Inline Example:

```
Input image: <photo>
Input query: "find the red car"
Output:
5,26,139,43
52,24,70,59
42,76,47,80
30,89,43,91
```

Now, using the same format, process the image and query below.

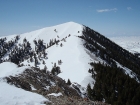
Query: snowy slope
0,22,139,104
110,36,140,53
0,22,102,88
0,82,49,105
1,22,139,87
2,22,83,49
0,62,30,78
0,62,49,105
0,62,17,78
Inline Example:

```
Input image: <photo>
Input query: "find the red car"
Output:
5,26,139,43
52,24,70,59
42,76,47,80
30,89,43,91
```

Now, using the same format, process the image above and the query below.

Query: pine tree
46,43,48,48
23,38,27,42
51,67,55,75
87,84,92,99
44,65,47,70
58,60,62,65
43,65,47,73
42,60,45,64
67,79,71,85
60,43,63,47
88,68,91,73
56,66,61,74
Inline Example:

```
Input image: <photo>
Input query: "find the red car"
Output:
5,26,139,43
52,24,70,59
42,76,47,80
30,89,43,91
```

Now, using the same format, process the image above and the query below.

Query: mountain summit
0,22,140,105
1,22,99,87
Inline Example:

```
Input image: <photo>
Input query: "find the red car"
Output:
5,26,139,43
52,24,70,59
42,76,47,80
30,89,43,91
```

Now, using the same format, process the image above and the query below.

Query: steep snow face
110,36,140,53
0,22,101,88
0,82,49,105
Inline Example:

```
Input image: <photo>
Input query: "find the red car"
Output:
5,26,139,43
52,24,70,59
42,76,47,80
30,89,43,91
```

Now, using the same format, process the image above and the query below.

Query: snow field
0,82,49,105
110,36,140,53
0,62,49,105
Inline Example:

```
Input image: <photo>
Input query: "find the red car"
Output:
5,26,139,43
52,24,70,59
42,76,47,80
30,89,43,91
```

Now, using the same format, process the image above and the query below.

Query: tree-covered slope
87,63,140,105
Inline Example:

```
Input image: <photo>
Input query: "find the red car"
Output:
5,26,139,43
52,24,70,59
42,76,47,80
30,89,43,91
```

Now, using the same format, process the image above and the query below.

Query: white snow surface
0,81,49,105
110,36,140,53
0,22,100,88
48,92,63,97
0,62,49,105
0,62,29,78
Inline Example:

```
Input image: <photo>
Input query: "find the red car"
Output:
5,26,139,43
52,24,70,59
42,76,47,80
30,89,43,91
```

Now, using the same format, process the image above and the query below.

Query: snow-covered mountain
1,22,100,87
0,22,101,105
0,22,140,105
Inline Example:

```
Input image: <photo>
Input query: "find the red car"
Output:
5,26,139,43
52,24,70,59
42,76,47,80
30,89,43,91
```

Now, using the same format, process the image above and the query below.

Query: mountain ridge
0,22,140,105
0,21,139,85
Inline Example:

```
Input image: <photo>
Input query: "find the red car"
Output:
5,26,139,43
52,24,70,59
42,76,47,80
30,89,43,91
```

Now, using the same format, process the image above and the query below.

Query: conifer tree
87,84,93,99
67,79,71,85
42,60,45,64
60,43,63,47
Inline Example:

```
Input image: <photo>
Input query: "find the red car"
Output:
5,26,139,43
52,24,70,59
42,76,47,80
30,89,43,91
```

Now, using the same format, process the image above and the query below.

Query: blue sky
0,0,140,37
